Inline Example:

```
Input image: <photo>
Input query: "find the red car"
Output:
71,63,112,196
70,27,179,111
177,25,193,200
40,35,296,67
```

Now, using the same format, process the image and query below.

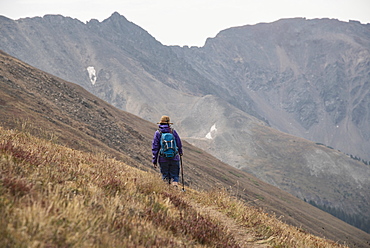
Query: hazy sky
1,0,369,46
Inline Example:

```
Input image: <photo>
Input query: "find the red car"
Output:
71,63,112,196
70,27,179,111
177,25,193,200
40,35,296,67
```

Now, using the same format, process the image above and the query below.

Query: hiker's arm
174,130,183,156
152,131,160,164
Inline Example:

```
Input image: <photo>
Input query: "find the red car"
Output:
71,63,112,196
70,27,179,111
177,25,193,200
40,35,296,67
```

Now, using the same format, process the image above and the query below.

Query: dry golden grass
190,188,348,248
0,126,348,247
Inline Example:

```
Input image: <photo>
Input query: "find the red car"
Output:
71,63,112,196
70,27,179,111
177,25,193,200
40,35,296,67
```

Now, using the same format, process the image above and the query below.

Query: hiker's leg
159,161,170,182
169,160,180,183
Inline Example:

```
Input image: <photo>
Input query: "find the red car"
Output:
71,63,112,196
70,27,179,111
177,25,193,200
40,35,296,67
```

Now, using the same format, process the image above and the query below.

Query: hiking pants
159,160,180,183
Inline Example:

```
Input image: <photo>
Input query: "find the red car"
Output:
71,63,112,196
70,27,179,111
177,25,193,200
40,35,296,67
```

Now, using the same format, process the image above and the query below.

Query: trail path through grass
188,198,271,248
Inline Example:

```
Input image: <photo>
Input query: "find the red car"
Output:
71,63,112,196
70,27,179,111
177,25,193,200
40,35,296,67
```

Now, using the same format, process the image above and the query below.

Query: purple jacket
152,124,183,164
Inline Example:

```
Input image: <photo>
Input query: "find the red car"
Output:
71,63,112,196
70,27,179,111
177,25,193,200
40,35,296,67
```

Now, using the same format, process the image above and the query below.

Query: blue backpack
159,130,178,158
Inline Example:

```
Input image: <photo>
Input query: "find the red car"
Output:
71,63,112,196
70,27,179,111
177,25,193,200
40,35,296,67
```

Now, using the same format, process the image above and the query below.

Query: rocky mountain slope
0,13,369,233
172,17,370,162
1,49,370,247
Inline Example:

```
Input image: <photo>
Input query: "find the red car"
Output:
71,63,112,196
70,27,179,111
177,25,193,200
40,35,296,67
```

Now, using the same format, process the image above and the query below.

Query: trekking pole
180,155,185,192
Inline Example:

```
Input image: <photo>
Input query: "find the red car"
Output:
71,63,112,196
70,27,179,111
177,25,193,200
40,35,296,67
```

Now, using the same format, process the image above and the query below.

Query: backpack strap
158,127,174,134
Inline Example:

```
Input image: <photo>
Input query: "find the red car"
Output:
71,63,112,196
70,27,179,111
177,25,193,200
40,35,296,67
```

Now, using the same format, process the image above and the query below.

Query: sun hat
157,115,173,124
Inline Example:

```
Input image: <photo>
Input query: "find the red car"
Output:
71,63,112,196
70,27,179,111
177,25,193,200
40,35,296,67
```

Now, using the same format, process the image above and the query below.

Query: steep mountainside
0,13,217,119
2,50,369,246
0,14,370,233
172,18,370,162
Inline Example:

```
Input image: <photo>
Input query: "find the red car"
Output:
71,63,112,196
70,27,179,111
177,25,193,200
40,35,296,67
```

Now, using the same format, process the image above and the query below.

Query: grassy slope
0,50,369,247
0,127,347,247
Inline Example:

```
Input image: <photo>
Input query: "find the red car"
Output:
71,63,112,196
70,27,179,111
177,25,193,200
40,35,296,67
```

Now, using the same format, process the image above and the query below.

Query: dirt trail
189,200,273,248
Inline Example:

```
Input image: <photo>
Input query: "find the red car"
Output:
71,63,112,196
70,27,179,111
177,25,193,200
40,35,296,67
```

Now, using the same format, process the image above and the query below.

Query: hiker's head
157,115,173,125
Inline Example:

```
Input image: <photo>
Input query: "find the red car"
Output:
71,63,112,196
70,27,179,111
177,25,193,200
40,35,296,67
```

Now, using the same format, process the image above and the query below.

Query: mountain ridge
0,13,369,234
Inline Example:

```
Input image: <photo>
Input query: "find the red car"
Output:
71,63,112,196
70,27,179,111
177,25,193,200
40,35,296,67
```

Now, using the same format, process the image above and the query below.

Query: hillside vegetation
0,126,347,247
1,49,369,247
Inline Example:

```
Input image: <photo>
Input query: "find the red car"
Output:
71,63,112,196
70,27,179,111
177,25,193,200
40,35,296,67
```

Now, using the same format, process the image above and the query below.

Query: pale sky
1,0,369,47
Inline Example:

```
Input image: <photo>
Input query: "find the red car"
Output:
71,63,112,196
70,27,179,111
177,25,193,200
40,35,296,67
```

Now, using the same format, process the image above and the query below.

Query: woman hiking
152,115,183,186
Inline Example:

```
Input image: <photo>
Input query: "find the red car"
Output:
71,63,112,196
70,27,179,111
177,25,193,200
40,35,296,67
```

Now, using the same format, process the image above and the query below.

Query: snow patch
205,124,217,139
87,66,97,85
